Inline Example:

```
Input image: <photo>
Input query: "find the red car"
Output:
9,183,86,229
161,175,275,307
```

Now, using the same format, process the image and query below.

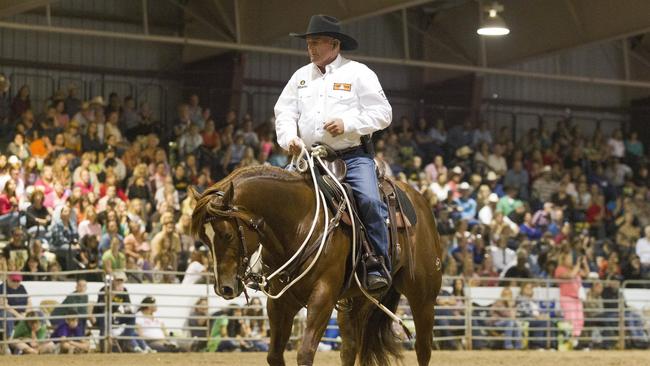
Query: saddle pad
395,186,417,226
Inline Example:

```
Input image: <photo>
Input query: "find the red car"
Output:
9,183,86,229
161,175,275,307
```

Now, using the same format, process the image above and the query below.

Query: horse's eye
224,233,233,241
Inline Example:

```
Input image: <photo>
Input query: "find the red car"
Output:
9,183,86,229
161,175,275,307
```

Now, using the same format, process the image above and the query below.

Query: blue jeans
96,313,139,350
0,211,19,235
342,154,390,271
493,319,522,349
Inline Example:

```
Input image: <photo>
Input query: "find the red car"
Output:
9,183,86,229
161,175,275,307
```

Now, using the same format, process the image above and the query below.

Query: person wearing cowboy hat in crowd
454,182,478,224
448,165,464,198
484,170,505,197
93,271,144,352
274,14,393,291
72,101,95,134
479,193,500,226
452,145,474,175
135,296,182,352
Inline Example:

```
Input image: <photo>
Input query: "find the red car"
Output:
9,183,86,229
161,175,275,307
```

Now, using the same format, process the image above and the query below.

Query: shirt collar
312,53,344,77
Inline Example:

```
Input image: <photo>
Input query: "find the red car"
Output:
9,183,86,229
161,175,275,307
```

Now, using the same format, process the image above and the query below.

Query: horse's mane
216,165,303,188
191,165,303,237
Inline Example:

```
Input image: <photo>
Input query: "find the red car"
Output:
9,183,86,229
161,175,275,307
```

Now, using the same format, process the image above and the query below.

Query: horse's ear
222,181,235,208
188,186,201,201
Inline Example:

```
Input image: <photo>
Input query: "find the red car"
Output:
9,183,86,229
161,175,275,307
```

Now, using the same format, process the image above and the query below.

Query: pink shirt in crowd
554,265,581,299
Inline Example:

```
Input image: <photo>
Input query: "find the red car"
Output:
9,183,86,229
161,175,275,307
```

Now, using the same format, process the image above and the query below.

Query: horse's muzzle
214,283,238,300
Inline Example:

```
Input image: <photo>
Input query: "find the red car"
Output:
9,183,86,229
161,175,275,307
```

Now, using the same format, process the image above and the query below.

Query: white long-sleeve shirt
274,54,392,151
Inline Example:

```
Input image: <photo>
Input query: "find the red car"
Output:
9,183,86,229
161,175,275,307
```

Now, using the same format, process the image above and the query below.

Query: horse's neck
237,178,316,262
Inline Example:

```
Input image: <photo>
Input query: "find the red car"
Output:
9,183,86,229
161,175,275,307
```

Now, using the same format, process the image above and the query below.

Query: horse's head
190,183,263,300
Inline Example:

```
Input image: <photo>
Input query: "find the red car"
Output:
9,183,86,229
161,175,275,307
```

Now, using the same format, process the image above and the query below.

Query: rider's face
306,36,339,67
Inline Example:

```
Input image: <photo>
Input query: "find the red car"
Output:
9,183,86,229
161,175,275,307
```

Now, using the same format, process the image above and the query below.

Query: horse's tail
354,286,403,366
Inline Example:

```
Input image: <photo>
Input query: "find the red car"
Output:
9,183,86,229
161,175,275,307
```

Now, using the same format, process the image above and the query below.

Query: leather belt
335,145,364,157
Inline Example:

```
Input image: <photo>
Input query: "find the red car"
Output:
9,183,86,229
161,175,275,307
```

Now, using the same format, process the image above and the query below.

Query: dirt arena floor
3,351,648,366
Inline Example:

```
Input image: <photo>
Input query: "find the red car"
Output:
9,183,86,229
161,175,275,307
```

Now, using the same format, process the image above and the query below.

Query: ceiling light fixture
477,2,510,36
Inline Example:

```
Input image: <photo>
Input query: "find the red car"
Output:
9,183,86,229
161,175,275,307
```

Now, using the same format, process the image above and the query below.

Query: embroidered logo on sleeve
333,83,352,91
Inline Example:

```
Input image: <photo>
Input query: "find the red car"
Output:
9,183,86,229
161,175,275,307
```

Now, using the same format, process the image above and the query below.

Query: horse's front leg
267,298,300,366
296,282,338,366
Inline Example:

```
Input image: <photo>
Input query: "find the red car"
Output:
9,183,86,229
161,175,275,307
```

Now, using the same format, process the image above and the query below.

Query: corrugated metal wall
483,43,625,106
483,42,628,139
0,0,183,122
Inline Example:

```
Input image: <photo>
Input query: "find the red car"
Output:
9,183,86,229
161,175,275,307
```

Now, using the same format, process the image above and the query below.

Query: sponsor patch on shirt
298,80,307,89
333,83,352,91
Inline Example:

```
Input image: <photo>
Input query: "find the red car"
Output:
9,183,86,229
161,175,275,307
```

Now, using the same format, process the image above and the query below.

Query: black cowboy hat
290,14,358,51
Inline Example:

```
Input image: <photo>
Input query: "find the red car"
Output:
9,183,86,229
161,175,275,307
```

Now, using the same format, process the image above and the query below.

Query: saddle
307,144,418,293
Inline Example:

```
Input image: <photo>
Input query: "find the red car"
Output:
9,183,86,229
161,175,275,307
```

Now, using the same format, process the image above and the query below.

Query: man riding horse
275,14,392,291
191,14,443,366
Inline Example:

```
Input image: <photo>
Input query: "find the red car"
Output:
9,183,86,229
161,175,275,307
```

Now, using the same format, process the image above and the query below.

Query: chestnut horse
190,165,442,366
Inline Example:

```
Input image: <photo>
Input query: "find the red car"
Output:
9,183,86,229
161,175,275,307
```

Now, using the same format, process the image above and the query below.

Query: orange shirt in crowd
30,138,48,158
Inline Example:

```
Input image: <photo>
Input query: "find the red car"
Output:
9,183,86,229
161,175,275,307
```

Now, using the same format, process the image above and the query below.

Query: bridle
202,193,265,300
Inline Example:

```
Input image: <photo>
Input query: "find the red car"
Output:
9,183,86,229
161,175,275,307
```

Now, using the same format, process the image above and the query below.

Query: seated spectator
532,166,558,204
81,121,104,152
625,131,644,160
519,212,542,240
454,182,477,222
21,256,46,281
503,250,532,282
187,297,210,351
0,269,32,335
124,215,151,279
0,293,23,344
76,234,101,282
487,144,508,177
488,287,522,349
515,282,551,349
128,175,153,204
616,212,640,251
102,237,126,274
7,132,30,161
201,119,220,149
2,227,29,270
0,179,20,237
222,132,246,173
135,296,181,352
478,193,499,225
635,225,650,276
244,297,269,351
49,204,80,270
179,123,203,157
183,249,207,284
503,160,529,200
490,232,516,274
496,186,519,217
99,219,124,254
10,310,55,355
51,309,89,354
94,271,142,352
78,206,101,241
583,281,609,349
151,213,181,266
25,189,51,237
218,305,263,352
434,278,466,349
51,278,92,332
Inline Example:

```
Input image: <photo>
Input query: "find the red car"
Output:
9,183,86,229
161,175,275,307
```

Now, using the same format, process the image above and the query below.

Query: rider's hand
288,137,304,155
324,118,344,137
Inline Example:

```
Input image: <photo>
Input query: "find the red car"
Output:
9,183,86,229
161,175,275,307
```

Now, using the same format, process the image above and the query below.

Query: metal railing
2,271,649,354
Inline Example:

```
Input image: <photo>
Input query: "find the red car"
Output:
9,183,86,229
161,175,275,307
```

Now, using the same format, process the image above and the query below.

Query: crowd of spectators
1,74,650,352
